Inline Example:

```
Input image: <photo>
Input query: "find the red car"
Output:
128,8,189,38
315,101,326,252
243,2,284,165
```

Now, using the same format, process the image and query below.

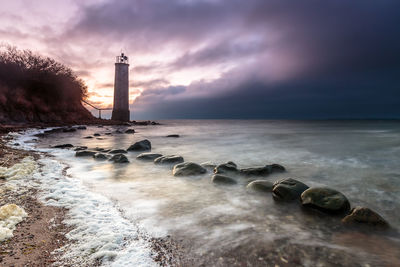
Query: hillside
0,46,95,124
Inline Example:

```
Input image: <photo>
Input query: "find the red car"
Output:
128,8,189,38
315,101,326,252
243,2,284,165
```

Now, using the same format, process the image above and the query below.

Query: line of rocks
58,138,391,230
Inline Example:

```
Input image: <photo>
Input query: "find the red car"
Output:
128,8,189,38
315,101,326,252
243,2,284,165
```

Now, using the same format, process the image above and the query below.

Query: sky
1,0,399,119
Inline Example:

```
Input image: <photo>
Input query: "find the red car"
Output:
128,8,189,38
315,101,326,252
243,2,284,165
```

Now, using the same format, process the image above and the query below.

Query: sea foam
9,129,157,267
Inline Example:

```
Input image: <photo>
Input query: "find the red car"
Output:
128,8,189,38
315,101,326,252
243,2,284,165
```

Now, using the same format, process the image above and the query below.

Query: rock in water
125,129,135,134
301,187,350,213
272,178,309,201
84,136,93,139
342,207,389,228
173,162,207,176
74,146,88,151
240,164,285,176
53,144,73,149
109,154,129,163
93,153,108,160
63,127,76,132
93,133,101,136
127,139,151,151
154,155,184,164
109,149,128,154
212,174,237,185
75,150,97,157
246,180,274,193
166,134,180,138
136,153,163,161
77,126,87,130
214,161,238,174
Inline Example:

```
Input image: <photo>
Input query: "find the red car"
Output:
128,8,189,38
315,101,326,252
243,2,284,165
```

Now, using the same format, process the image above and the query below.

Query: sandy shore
0,136,70,266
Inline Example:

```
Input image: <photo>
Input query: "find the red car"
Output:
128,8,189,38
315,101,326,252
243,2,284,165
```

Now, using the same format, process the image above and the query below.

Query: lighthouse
111,52,130,121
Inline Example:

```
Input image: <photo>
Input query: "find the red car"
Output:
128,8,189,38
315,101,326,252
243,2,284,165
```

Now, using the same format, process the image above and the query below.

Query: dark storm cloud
70,0,400,119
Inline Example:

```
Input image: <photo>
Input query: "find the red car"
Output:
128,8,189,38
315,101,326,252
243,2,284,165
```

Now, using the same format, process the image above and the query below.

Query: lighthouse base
111,109,130,122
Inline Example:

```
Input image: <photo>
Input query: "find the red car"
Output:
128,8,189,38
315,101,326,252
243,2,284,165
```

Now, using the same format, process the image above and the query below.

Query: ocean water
14,120,400,266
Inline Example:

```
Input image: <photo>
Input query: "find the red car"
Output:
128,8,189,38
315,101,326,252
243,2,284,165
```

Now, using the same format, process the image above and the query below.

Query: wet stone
246,180,274,193
301,187,350,214
154,155,184,165
136,153,163,161
127,139,151,151
75,150,97,157
342,206,389,228
214,161,238,174
173,162,207,176
212,174,237,185
109,154,129,163
272,178,309,201
109,149,128,154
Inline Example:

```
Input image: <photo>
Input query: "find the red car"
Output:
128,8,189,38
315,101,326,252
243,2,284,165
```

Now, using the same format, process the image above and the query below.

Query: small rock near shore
84,136,93,139
125,129,135,134
246,180,274,193
301,187,350,214
53,144,73,149
154,155,184,164
272,178,309,201
75,150,97,157
109,154,129,163
136,153,163,161
93,133,101,136
93,153,108,160
127,139,151,151
63,127,76,132
74,146,88,151
212,174,237,185
240,164,285,176
166,134,180,138
77,126,87,130
342,207,389,228
109,149,128,154
173,162,207,176
214,161,238,174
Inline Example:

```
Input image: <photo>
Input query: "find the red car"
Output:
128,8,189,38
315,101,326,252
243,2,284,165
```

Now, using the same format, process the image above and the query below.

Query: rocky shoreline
2,124,399,266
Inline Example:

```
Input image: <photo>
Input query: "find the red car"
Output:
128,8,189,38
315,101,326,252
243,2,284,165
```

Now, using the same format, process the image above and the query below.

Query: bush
0,45,93,123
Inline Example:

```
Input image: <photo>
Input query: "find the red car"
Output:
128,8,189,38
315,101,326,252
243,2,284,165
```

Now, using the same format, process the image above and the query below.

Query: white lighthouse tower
111,52,130,121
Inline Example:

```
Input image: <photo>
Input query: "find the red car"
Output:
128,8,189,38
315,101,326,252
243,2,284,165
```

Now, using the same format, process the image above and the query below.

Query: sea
11,120,400,266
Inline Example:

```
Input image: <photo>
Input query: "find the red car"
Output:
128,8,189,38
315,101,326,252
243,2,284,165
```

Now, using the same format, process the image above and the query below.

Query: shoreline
0,126,178,266
0,136,70,266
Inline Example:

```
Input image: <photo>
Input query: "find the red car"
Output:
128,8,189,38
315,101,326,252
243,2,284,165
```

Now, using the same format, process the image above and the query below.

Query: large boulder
173,162,207,176
109,149,128,154
136,153,163,161
53,144,73,149
240,164,285,176
93,153,108,160
272,178,309,201
109,154,129,163
301,187,350,213
127,139,151,151
211,174,237,185
342,207,389,228
246,180,274,193
214,161,238,174
154,155,184,165
75,150,97,157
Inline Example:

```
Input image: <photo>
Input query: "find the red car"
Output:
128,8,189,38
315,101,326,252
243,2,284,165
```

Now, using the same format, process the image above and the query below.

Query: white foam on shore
0,204,28,241
8,130,157,267
0,156,37,180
